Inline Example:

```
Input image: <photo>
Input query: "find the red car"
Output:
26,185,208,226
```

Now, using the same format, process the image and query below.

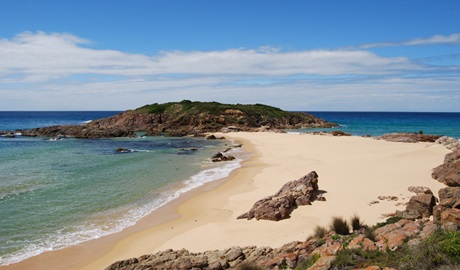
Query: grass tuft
330,216,350,235
351,213,364,231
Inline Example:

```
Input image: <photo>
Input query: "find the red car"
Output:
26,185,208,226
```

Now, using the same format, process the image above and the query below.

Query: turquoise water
0,112,242,265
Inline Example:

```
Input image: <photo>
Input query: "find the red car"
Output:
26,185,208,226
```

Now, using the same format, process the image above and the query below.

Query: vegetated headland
1,100,337,138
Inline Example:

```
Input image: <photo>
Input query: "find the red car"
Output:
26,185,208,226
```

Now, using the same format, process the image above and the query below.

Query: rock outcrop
432,148,460,187
433,187,460,229
377,133,442,143
435,136,460,151
396,188,436,220
105,219,441,270
8,101,337,138
237,171,321,221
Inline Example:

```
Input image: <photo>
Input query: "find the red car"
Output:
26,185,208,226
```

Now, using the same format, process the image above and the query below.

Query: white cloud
355,33,460,49
0,31,425,84
0,31,459,111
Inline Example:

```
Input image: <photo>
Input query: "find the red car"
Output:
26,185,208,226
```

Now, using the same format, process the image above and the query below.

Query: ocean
0,111,243,266
296,111,460,139
0,111,459,266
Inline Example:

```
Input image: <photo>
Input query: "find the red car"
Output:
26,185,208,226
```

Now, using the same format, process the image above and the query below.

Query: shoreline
1,132,450,270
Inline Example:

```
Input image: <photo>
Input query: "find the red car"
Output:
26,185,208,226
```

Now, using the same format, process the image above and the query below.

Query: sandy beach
2,132,450,270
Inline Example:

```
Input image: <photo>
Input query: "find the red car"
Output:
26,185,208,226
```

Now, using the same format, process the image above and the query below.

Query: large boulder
237,171,320,221
432,149,460,187
396,190,436,220
433,186,460,228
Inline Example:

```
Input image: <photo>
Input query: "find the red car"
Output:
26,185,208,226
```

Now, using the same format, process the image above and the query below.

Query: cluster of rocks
377,132,442,143
391,147,460,230
105,217,437,270
302,130,352,137
431,147,460,229
211,152,236,163
237,171,323,221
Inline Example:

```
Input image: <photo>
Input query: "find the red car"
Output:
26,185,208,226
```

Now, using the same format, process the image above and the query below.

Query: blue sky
0,0,459,111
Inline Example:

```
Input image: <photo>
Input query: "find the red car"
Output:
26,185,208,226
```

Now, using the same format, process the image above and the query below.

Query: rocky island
5,100,337,138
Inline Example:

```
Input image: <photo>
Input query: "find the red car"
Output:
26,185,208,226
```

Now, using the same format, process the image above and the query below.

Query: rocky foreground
106,142,460,270
1,101,337,138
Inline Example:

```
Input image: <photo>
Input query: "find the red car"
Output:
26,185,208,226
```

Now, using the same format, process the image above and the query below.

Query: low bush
295,253,321,270
364,226,377,242
374,216,402,229
330,228,460,270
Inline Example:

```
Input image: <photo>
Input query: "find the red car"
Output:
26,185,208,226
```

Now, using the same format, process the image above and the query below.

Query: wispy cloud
0,31,424,84
353,33,460,49
0,31,459,111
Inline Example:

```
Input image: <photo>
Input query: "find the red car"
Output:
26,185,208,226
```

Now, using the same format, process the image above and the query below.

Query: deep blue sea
0,111,459,266
297,111,460,139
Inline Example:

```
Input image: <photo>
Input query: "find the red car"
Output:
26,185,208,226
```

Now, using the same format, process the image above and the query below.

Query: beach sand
1,132,450,270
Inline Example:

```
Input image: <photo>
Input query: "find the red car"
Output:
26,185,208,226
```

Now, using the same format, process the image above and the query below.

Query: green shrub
374,216,403,229
330,228,460,270
295,253,321,270
364,226,377,242
330,216,350,235
331,234,341,240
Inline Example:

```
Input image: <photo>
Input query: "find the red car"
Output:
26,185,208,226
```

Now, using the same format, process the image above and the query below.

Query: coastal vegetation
330,226,460,270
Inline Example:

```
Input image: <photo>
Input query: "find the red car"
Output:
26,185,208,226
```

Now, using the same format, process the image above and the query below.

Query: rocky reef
5,101,337,138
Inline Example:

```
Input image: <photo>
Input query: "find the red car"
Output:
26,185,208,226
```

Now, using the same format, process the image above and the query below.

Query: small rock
408,186,432,195
115,148,131,153
369,200,380,206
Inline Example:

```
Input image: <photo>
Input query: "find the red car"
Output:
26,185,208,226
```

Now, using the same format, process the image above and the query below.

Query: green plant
331,234,341,240
374,216,403,229
315,238,326,246
438,230,460,261
330,228,460,270
330,216,350,235
364,226,377,242
295,253,321,270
